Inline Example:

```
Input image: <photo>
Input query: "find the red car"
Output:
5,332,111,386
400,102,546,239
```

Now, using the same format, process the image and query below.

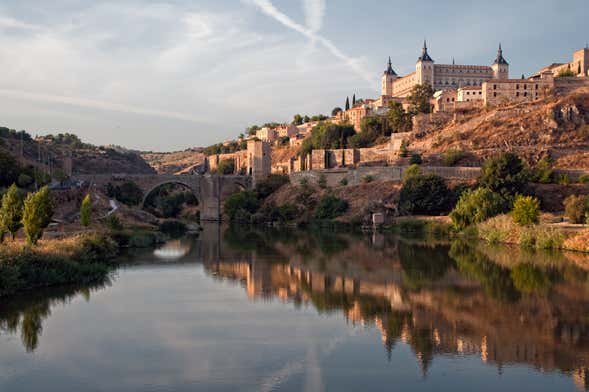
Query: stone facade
255,127,277,142
482,77,553,106
534,47,589,78
247,140,271,185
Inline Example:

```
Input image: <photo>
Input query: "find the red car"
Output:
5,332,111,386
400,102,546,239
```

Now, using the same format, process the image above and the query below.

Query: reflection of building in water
203,244,589,388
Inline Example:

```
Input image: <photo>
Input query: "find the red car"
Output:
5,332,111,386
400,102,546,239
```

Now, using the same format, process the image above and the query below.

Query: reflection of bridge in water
184,225,589,390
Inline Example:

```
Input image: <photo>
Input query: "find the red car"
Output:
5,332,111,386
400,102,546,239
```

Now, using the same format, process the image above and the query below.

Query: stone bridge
74,174,252,221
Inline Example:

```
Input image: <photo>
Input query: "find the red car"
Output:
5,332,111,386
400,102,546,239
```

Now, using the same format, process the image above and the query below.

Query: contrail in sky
248,0,375,86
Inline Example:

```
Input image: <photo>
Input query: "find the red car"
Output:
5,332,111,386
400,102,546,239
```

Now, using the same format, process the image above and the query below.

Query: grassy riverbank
0,233,119,297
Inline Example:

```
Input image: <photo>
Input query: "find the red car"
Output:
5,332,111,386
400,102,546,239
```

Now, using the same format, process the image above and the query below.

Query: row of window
492,84,541,90
492,92,539,98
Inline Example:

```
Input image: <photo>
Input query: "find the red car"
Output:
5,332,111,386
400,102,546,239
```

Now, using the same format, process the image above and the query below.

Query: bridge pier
200,175,221,221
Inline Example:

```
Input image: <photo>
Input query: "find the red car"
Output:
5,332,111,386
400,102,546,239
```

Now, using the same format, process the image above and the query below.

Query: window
493,92,497,97
516,84,520,90
524,85,527,90
524,92,527,97
493,84,497,90
535,84,539,89
516,92,520,97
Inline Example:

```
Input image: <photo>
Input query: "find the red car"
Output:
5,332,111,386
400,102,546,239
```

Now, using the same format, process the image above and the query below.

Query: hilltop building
533,47,589,78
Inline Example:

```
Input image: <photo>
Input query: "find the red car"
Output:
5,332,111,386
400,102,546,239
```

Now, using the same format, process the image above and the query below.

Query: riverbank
0,232,119,297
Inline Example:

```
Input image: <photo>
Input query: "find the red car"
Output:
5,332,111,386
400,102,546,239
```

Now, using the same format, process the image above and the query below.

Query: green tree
387,101,412,132
300,123,356,156
224,191,259,221
345,97,350,111
314,195,348,220
352,94,356,106
511,195,540,226
532,156,553,183
478,153,528,199
410,153,422,165
0,150,20,187
303,115,311,123
80,194,92,227
21,187,54,245
0,184,23,240
564,195,589,224
292,114,303,125
407,84,434,114
450,187,506,230
331,107,343,117
399,174,453,215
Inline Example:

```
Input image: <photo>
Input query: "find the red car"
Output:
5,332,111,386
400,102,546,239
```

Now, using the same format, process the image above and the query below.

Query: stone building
255,127,277,142
482,76,554,106
534,47,589,78
247,140,271,185
382,42,509,98
276,124,298,138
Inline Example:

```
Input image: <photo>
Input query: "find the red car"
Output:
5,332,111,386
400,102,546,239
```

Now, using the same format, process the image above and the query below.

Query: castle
381,41,509,98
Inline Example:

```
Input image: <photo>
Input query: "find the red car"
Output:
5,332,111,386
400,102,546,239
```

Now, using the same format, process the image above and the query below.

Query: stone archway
141,180,200,208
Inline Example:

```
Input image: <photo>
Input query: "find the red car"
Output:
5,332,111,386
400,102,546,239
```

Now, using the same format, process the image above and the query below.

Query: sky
0,0,587,151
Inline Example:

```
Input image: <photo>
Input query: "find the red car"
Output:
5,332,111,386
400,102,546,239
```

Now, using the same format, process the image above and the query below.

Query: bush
224,191,259,221
314,196,348,220
108,181,143,206
410,153,422,165
579,174,589,184
400,174,453,215
403,164,422,181
318,174,327,189
21,186,54,245
442,149,467,166
362,175,374,183
104,214,123,231
450,187,506,230
0,184,23,240
255,174,289,199
80,194,92,227
17,173,33,188
511,195,540,226
479,153,528,198
531,157,553,184
339,178,348,186
564,195,589,224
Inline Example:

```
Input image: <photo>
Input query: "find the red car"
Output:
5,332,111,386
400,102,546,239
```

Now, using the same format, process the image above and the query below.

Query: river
1,225,589,391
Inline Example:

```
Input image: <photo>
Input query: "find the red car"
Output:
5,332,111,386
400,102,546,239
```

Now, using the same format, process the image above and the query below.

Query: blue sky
0,0,586,151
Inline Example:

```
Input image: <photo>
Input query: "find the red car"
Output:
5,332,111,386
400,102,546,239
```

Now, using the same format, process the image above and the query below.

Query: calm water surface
1,225,589,391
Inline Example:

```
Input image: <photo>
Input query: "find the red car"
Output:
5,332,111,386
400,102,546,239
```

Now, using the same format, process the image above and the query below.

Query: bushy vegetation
0,184,23,241
450,188,505,230
348,116,390,148
477,214,564,249
478,153,528,199
314,195,349,220
511,195,540,226
22,186,54,245
203,141,244,156
106,181,143,206
80,194,92,227
399,173,453,215
442,149,467,166
531,156,554,184
387,101,413,133
407,84,435,114
300,123,356,156
557,69,576,77
409,153,422,165
579,174,589,184
564,194,589,224
254,174,290,199
224,191,260,222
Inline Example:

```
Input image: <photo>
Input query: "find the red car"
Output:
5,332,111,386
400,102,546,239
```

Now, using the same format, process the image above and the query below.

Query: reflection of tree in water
0,282,109,352
399,241,455,290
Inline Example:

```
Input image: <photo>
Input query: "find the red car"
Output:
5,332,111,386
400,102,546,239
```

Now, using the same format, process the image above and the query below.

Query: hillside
141,149,205,175
0,128,155,176
411,88,589,169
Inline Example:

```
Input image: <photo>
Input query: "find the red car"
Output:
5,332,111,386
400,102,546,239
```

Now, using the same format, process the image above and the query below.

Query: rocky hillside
412,88,589,169
0,128,155,175
141,149,205,175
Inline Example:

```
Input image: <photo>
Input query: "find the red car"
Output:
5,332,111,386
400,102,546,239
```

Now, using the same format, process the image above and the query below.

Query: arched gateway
74,174,252,221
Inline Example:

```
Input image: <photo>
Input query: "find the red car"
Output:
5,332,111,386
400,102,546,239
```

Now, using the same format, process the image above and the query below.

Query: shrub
224,191,259,221
477,215,515,244
255,174,289,199
362,175,374,183
450,187,505,230
17,173,33,188
442,149,467,166
314,196,348,220
403,164,422,181
0,184,23,240
80,194,92,227
108,181,143,206
318,174,327,189
104,214,123,231
399,174,453,215
531,157,553,184
564,195,589,224
409,153,422,165
579,174,589,184
479,153,528,198
339,178,348,186
511,195,540,226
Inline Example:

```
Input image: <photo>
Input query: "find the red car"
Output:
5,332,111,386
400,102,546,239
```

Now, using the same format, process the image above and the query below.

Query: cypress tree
352,94,356,106
0,184,22,240
80,194,92,227
345,97,350,111
22,186,54,245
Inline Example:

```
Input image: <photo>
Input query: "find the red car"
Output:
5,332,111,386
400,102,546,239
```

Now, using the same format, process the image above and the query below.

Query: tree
450,187,506,230
387,101,412,133
352,94,356,106
80,194,92,227
0,150,20,187
478,153,528,200
303,115,311,123
22,187,54,245
300,123,356,156
399,174,453,215
292,114,303,125
345,97,350,111
511,195,540,226
407,84,435,114
314,195,348,220
331,107,343,117
564,195,589,224
0,184,23,240
224,191,259,221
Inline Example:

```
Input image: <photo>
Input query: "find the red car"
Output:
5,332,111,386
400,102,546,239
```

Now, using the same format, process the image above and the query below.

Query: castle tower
381,57,398,96
247,140,271,186
416,40,434,86
491,43,509,79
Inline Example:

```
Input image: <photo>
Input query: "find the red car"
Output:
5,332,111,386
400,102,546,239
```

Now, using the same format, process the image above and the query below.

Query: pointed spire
452,57,455,65
493,43,508,65
417,39,433,62
384,56,397,76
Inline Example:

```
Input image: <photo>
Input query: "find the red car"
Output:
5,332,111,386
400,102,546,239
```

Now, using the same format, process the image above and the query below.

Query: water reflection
2,226,589,390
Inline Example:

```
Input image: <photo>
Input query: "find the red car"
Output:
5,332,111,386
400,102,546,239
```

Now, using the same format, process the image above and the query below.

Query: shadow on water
4,223,589,389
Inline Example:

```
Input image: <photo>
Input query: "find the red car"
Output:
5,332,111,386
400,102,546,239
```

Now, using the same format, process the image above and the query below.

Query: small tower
381,57,398,96
491,43,509,79
416,40,434,86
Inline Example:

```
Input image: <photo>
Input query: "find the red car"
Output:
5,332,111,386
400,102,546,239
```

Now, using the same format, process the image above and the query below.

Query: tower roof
384,57,397,76
493,43,509,65
417,40,433,62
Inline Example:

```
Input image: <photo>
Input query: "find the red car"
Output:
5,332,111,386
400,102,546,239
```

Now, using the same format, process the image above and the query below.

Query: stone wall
554,77,589,95
290,166,481,187
207,150,247,173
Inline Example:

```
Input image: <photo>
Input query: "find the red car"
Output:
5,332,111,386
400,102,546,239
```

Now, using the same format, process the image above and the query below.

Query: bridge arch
142,180,200,208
